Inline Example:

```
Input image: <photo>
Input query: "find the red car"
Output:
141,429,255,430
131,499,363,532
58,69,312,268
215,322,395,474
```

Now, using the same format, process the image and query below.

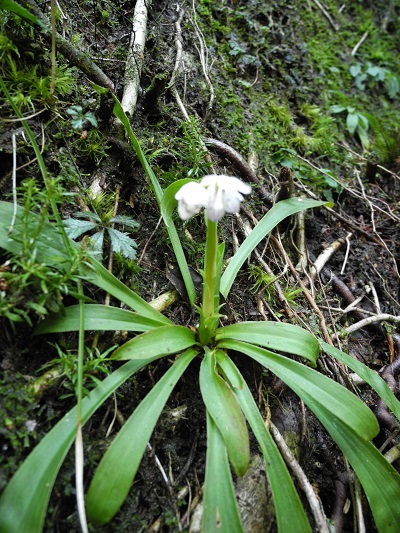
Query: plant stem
198,218,219,345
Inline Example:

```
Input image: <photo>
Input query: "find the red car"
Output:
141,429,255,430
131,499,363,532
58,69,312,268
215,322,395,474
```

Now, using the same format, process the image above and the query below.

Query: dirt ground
1,0,400,531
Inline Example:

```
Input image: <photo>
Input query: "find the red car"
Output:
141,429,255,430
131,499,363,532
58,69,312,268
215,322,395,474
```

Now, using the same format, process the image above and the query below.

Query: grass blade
112,95,196,304
321,341,400,423
217,352,312,532
200,349,249,476
0,357,161,533
202,412,243,533
216,321,320,366
35,304,168,334
218,339,379,440
111,325,197,360
86,348,198,525
220,198,329,298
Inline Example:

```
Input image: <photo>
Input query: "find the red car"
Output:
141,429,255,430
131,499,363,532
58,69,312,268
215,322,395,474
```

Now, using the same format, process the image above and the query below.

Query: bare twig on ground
270,422,330,533
351,31,369,56
294,180,384,246
235,213,295,319
339,313,400,336
310,238,346,281
272,234,334,345
204,138,274,204
120,0,152,119
310,0,339,30
384,442,400,464
20,0,114,90
190,0,215,117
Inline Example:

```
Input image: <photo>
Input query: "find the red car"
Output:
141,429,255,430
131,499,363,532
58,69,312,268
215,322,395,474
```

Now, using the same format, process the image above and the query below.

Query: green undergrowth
195,0,400,193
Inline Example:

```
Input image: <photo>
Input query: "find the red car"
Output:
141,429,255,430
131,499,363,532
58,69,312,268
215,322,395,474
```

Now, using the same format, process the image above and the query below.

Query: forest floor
1,0,400,531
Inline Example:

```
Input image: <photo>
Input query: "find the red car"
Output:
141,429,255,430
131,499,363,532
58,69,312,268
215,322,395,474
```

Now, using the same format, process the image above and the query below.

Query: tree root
19,0,114,90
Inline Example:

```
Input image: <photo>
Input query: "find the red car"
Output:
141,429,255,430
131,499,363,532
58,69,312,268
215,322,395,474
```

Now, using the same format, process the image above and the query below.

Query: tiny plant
63,197,140,261
330,104,370,149
349,62,399,98
66,105,98,130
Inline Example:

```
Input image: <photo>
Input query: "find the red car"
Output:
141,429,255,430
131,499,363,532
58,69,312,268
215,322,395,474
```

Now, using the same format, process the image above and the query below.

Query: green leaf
200,348,249,476
0,200,172,324
218,339,379,440
220,198,328,299
0,358,159,533
86,348,198,525
349,64,362,77
321,341,400,424
110,215,140,229
84,258,172,324
217,352,312,532
63,218,99,240
315,404,400,532
0,0,46,28
35,304,167,335
330,105,346,114
111,325,197,360
346,112,359,134
107,227,137,259
89,229,104,259
202,412,243,533
73,211,102,222
112,95,196,305
357,124,370,150
216,321,319,366
160,179,193,227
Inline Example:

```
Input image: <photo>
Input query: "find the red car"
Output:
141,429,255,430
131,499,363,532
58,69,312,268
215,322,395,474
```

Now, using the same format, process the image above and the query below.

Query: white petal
222,190,242,213
206,187,225,221
175,181,207,220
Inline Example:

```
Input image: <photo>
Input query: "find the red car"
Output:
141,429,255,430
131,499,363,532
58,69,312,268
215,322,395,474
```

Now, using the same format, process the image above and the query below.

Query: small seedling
66,105,98,130
63,205,140,261
330,104,370,149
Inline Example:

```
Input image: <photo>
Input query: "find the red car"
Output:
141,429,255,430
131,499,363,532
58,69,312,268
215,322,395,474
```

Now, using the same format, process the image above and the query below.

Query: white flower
175,181,208,220
175,175,252,221
201,175,252,222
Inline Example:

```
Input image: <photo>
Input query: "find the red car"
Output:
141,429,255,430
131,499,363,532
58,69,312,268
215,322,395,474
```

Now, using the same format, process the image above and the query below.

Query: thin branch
19,0,114,90
120,0,153,118
270,422,330,533
342,314,400,336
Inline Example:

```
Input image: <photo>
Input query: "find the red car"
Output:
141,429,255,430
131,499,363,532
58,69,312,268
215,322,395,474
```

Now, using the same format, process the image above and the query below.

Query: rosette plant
1,90,400,533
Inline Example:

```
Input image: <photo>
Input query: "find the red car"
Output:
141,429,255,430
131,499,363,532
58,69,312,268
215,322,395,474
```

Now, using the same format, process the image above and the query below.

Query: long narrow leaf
112,95,196,304
0,357,161,533
86,348,198,525
218,339,378,440
200,349,249,476
321,341,400,423
220,198,329,298
35,304,167,335
217,352,312,533
216,322,320,366
0,0,46,28
202,413,243,533
315,403,400,532
84,258,172,324
111,325,197,360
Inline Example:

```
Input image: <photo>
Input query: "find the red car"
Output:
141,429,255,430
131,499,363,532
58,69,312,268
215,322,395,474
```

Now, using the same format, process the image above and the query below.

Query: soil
0,1,400,532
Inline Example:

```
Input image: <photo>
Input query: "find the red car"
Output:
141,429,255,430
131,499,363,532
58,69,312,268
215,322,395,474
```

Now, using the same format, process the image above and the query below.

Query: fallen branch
19,0,114,90
270,422,330,533
120,0,153,118
341,314,400,336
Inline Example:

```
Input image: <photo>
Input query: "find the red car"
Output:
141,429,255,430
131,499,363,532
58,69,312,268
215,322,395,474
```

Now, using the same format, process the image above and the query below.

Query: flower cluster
175,175,252,222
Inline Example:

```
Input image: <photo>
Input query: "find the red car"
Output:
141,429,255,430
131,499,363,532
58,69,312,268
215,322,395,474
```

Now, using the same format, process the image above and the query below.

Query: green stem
198,218,219,345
